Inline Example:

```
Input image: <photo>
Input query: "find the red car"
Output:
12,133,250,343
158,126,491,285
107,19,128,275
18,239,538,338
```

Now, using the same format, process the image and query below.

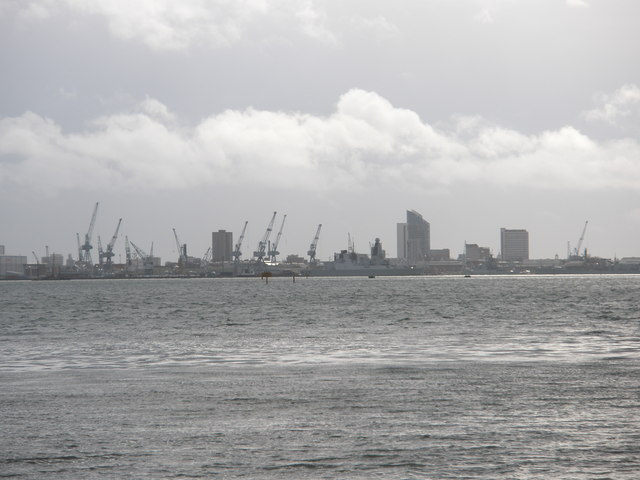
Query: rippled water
1,275,639,478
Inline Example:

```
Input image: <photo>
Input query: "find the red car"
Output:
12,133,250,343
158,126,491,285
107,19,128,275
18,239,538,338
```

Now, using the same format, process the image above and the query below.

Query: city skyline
1,1,639,262
0,204,621,266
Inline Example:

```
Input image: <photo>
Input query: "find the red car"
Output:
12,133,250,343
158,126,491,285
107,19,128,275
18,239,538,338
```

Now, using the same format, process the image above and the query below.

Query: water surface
1,275,639,478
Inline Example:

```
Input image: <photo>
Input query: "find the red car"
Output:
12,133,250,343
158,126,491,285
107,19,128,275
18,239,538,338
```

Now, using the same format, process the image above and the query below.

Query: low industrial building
0,255,28,279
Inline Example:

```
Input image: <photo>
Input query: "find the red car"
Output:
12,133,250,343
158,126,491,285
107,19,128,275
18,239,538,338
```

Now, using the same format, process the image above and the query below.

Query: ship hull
304,267,422,277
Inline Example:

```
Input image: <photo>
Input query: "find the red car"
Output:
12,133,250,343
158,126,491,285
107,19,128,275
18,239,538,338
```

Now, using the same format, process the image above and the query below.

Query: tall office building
212,230,233,263
396,223,407,259
397,210,430,263
500,228,529,261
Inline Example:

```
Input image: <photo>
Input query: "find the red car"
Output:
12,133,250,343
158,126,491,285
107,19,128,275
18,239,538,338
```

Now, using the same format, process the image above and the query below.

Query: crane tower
129,239,155,275
173,228,187,266
231,221,248,263
103,218,122,272
80,202,99,266
268,214,287,262
568,221,589,260
307,224,322,263
254,212,277,263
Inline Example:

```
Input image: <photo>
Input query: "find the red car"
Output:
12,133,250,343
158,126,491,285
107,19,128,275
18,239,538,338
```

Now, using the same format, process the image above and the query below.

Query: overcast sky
2,0,640,263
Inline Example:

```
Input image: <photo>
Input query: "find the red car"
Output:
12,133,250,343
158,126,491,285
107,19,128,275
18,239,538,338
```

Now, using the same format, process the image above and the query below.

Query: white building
130,256,161,272
0,255,28,278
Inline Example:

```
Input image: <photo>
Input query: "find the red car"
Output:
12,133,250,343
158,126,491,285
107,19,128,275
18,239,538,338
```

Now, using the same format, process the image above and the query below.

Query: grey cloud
2,90,640,195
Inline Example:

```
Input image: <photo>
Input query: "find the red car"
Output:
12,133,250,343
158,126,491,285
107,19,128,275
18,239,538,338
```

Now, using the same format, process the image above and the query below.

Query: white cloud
2,0,348,50
348,14,398,37
474,8,494,24
1,0,406,51
17,1,52,20
2,90,640,195
585,84,640,130
58,87,77,99
63,0,268,50
295,1,338,46
138,96,176,124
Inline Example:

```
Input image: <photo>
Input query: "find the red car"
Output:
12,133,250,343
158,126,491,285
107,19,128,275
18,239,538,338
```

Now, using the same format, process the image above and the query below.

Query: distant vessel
306,238,421,277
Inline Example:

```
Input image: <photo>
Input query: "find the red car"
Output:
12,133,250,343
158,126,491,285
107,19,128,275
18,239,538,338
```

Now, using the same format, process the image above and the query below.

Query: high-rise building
500,228,529,261
399,210,430,263
396,223,407,259
212,230,233,263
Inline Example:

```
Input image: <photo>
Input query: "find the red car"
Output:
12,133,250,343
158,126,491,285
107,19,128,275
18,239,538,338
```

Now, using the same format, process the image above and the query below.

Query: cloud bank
1,89,640,195
4,0,361,50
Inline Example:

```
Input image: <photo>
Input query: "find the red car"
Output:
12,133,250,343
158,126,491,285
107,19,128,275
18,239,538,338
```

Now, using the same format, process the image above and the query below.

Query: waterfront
1,275,639,478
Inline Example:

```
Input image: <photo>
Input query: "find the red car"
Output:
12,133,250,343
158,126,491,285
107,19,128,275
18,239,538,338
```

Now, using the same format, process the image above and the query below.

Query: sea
1,275,639,479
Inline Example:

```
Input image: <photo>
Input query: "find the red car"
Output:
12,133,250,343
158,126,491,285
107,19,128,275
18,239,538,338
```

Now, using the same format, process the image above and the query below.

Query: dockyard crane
253,212,277,263
32,251,40,278
233,221,248,263
172,228,187,266
201,247,213,275
129,240,146,258
76,233,82,262
202,246,212,262
569,221,589,259
575,220,588,257
102,218,122,272
268,214,287,262
307,224,322,263
44,247,50,276
125,236,133,272
80,202,99,265
97,236,105,265
129,239,155,274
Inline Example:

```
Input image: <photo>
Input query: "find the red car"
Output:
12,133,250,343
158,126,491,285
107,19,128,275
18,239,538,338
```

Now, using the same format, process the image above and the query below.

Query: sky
1,0,640,263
